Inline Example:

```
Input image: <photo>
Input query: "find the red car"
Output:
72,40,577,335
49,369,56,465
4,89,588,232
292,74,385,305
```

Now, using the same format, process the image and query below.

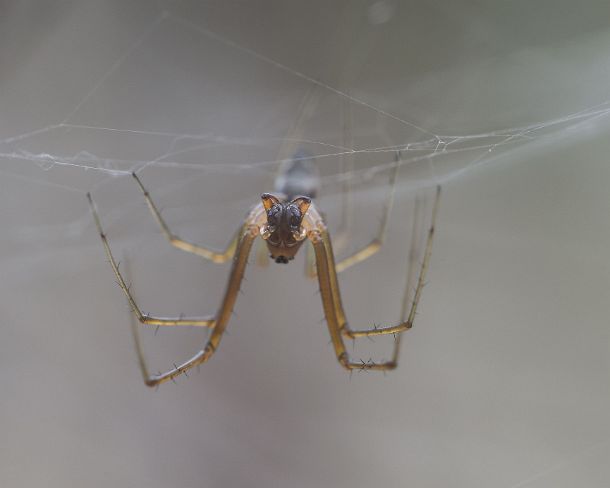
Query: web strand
1,11,609,202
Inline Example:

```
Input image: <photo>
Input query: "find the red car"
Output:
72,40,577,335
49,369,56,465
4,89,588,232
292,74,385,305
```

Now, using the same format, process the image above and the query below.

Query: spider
87,151,440,386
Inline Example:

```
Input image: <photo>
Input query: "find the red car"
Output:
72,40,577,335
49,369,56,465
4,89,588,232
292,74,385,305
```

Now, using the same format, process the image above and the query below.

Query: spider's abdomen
274,149,320,200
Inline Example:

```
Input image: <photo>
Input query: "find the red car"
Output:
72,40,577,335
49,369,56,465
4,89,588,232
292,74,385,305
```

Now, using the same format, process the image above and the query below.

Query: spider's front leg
132,172,240,263
307,185,440,370
88,193,216,328
304,152,402,278
88,191,263,386
140,222,259,386
308,228,396,371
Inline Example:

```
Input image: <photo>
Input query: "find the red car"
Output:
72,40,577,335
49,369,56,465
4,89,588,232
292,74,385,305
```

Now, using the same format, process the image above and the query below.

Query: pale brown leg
88,193,217,327
334,152,402,273
132,172,239,263
138,226,257,386
309,228,395,370
345,185,441,338
121,258,159,386
304,152,402,279
331,96,355,255
88,190,259,386
389,192,425,364
255,239,271,268
304,240,316,278
308,185,440,370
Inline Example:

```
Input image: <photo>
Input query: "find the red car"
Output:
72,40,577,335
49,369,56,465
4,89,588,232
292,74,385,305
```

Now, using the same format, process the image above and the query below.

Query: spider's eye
267,206,281,226
287,206,301,228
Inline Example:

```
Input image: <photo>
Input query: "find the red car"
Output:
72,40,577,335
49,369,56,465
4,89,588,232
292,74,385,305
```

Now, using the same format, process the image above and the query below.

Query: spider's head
260,193,311,264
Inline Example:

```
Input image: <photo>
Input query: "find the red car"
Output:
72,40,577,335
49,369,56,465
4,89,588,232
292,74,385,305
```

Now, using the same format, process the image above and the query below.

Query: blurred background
2,1,610,487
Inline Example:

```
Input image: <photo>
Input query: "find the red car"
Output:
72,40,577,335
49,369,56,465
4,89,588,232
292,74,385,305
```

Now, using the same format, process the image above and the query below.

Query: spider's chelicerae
87,151,440,386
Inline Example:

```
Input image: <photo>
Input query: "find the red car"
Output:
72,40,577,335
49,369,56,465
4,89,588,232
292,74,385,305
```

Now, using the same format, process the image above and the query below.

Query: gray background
1,1,610,487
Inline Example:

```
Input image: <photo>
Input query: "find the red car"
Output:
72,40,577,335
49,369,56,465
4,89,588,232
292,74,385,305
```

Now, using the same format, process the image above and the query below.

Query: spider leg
121,258,157,386
330,97,355,255
304,125,355,279
255,239,270,268
304,241,316,278
345,185,440,338
132,172,239,263
308,185,440,370
387,193,425,365
305,152,401,279
334,151,401,273
309,228,394,370
133,225,258,387
88,192,217,327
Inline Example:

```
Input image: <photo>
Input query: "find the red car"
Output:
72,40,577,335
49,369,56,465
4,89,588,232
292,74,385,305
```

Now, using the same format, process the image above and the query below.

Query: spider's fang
260,224,273,240
292,227,307,241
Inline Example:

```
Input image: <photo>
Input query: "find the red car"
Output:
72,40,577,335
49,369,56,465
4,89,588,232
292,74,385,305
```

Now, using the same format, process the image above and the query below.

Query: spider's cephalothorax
260,193,311,263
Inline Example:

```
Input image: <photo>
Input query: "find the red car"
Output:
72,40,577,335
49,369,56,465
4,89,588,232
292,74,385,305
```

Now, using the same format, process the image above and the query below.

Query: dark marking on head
260,193,311,264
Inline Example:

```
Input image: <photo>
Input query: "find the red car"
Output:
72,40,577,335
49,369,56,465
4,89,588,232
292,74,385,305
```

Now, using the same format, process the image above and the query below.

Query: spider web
2,3,610,488
1,7,609,256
